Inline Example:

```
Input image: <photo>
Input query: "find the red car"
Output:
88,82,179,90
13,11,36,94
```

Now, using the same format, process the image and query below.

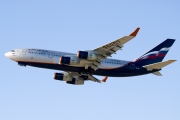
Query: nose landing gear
18,62,27,67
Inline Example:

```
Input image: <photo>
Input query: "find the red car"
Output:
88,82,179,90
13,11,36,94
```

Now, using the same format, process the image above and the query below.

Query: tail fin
135,39,175,66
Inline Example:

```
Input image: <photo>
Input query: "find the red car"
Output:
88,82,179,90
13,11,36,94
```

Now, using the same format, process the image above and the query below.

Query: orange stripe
129,28,140,37
102,76,108,82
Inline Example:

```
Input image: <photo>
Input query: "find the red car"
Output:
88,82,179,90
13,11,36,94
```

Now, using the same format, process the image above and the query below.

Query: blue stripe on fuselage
18,61,158,77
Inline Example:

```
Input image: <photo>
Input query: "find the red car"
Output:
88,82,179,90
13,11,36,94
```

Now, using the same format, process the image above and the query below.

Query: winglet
102,76,108,82
129,27,140,37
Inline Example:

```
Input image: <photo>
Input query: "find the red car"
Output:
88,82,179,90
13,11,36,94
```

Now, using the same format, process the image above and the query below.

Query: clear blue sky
0,0,179,120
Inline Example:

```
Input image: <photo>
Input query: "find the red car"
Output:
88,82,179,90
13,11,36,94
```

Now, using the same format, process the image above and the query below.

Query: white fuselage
5,48,130,69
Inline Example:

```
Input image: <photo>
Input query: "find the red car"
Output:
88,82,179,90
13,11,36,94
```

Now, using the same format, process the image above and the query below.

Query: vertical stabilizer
135,39,175,66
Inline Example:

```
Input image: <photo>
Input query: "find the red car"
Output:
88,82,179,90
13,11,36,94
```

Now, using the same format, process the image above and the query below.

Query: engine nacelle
59,56,80,65
77,51,98,60
66,77,84,85
54,73,73,81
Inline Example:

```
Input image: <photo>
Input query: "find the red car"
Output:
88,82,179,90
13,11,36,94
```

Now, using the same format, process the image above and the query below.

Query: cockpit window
11,50,15,52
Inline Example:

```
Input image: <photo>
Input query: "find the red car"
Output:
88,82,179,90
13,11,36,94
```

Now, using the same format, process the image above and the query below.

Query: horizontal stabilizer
152,71,162,76
143,60,176,70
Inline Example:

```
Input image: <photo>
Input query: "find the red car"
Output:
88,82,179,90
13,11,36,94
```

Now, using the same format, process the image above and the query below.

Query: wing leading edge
94,27,140,54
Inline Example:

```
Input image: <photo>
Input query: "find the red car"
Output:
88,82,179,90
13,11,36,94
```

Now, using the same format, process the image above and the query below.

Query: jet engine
54,73,84,85
59,56,80,65
54,73,73,81
66,77,84,85
77,51,98,60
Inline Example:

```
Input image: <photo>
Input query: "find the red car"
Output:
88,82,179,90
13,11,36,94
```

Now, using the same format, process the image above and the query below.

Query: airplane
4,28,176,85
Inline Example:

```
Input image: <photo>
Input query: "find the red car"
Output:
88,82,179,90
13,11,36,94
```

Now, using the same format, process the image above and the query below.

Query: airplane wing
88,28,140,70
54,71,108,85
60,28,140,71
88,74,108,83
67,71,108,83
93,27,140,58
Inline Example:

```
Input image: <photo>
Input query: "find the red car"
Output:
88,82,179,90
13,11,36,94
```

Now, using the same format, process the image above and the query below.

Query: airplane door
48,52,53,58
129,63,135,69
22,49,27,55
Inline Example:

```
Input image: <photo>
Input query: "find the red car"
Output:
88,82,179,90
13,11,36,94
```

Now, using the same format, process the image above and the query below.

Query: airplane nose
4,51,18,61
4,52,10,58
5,52,8,57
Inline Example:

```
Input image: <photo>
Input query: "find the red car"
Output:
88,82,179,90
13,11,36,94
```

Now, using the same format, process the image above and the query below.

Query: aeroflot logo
103,40,121,49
